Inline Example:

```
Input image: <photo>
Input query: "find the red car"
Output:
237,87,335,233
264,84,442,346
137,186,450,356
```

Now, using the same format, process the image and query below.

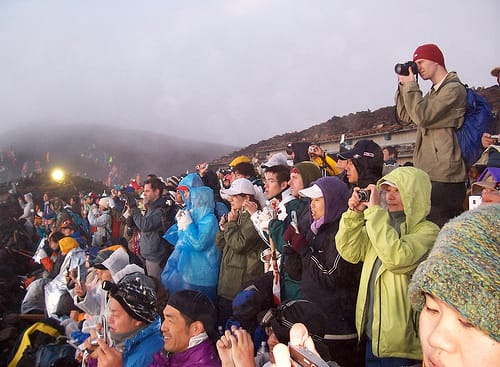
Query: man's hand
229,327,254,367
397,67,417,85
216,330,235,367
482,132,498,148
96,338,123,367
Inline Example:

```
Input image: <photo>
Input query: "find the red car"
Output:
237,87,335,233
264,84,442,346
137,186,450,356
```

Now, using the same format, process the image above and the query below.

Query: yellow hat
229,155,251,167
59,237,79,254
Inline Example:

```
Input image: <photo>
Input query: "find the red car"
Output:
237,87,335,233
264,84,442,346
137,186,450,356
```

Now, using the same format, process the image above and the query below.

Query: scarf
310,216,325,235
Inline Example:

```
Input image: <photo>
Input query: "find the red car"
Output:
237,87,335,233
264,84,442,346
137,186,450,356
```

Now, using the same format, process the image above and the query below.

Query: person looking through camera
336,167,440,367
395,43,467,227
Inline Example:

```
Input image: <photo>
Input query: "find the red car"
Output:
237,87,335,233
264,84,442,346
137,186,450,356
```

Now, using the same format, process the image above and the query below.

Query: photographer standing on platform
395,43,467,227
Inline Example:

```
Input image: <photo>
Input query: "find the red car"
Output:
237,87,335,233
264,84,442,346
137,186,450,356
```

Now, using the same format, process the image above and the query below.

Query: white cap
379,180,398,189
221,178,256,196
298,184,323,199
261,153,289,168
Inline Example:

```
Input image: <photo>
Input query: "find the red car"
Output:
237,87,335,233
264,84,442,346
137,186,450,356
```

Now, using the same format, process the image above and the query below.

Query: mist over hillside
0,124,236,183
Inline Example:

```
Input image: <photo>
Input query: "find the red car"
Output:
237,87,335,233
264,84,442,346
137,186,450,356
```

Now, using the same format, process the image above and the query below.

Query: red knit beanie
413,44,445,68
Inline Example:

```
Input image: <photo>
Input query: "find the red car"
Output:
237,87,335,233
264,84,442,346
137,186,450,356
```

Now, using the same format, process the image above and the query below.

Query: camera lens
358,190,370,202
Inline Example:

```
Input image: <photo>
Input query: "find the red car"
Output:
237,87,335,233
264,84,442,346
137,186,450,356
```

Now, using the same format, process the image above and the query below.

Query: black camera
358,189,371,202
395,61,418,76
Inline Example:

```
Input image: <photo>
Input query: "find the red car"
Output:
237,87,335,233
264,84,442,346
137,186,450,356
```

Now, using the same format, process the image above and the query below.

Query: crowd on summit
5,44,500,367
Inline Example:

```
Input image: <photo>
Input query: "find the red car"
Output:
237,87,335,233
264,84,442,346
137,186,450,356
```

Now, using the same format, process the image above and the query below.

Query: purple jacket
148,339,221,367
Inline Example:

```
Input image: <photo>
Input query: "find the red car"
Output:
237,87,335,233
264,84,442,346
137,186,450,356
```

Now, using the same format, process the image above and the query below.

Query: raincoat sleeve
179,214,218,252
335,209,370,264
363,205,439,274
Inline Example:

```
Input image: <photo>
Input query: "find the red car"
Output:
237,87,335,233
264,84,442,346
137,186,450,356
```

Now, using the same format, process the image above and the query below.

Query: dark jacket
300,177,362,337
131,198,168,261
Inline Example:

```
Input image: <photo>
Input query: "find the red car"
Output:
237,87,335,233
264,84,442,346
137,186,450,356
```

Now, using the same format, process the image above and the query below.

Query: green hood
376,167,432,230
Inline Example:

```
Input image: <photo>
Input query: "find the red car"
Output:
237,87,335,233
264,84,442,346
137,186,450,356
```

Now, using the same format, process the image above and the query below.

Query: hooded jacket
161,185,221,301
335,167,440,359
396,72,467,182
300,177,362,337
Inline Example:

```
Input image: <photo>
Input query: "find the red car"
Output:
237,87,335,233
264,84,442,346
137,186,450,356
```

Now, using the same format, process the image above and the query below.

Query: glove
283,224,308,254
176,210,193,231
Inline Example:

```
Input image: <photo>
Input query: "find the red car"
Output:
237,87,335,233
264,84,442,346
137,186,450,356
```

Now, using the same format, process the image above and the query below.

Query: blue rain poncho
161,181,221,302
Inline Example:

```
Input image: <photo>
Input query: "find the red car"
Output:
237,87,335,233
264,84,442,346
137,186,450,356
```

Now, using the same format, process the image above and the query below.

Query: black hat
107,273,158,323
259,299,330,360
337,139,383,161
168,290,217,340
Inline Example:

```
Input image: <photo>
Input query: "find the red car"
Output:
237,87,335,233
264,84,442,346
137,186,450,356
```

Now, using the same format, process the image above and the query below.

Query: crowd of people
6,44,500,367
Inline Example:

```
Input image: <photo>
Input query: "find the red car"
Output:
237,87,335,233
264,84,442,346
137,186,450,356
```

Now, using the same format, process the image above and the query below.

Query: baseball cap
379,180,398,189
259,299,327,349
221,178,255,196
229,155,251,167
298,184,323,199
337,139,382,161
261,153,289,169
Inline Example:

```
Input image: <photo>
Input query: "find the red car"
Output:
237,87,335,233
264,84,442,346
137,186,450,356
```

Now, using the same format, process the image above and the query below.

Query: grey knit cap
408,204,500,342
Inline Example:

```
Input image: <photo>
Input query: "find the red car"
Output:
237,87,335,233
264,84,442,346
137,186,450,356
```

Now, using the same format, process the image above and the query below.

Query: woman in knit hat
408,204,500,367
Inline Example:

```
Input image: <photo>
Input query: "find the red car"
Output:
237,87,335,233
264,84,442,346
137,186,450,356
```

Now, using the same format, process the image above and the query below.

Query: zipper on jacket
377,278,382,357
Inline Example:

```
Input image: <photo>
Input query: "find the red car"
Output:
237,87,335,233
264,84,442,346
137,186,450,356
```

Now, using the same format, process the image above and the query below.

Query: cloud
0,0,498,146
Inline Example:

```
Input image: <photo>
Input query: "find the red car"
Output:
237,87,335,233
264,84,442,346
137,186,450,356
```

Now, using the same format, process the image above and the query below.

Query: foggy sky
1,0,499,146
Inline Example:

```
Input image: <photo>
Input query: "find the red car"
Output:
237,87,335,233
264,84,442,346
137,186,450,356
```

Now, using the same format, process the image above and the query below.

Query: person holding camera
127,177,169,281
307,144,340,177
335,167,440,367
395,43,467,227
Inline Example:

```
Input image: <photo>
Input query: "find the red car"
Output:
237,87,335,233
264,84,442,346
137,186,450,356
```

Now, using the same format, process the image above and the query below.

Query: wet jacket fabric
216,211,266,300
87,209,111,247
44,246,86,318
395,72,467,182
148,339,221,367
161,185,221,302
336,167,440,359
300,177,362,337
121,317,164,367
131,198,168,261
